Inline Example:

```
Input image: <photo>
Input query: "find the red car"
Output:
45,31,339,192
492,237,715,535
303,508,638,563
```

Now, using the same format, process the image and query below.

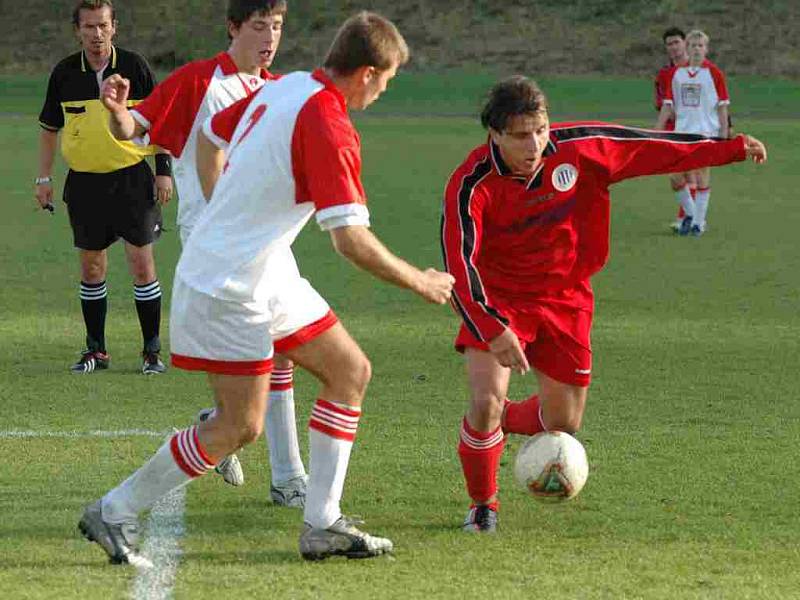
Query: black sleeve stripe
451,159,509,330
552,125,724,144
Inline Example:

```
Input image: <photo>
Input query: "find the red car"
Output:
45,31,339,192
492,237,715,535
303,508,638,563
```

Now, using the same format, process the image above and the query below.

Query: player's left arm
196,130,226,201
580,125,765,184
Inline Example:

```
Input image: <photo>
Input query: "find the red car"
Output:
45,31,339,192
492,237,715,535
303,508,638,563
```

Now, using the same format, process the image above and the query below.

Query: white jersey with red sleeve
176,69,369,305
663,60,730,136
129,51,276,232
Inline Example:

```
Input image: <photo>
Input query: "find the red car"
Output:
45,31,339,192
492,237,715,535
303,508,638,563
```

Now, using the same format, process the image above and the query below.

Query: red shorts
455,304,593,387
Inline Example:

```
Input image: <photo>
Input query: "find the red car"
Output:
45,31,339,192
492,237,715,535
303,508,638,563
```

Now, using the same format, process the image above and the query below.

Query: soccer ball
513,431,588,501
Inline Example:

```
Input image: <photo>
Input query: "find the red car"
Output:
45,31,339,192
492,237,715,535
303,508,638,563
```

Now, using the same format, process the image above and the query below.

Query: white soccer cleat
78,500,153,568
299,516,393,560
196,408,245,486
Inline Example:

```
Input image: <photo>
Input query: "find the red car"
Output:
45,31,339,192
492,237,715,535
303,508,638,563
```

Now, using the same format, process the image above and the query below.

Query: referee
34,0,173,375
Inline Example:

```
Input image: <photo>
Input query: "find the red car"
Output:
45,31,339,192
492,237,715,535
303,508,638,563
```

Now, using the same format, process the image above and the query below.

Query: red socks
502,394,545,436
458,417,505,504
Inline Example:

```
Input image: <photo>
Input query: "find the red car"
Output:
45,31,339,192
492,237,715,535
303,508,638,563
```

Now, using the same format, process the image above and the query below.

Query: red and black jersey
441,122,747,342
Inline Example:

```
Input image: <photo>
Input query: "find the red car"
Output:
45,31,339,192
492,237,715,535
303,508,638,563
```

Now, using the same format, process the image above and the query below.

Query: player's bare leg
459,349,512,532
124,242,164,373
283,322,392,560
72,249,110,373
535,370,587,433
81,373,270,566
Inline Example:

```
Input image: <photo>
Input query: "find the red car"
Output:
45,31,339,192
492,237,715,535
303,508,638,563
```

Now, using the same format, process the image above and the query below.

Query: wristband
155,154,172,177
35,176,52,185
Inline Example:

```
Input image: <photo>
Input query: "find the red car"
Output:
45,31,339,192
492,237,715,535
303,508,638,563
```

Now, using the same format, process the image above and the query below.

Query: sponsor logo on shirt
552,164,578,192
575,368,591,375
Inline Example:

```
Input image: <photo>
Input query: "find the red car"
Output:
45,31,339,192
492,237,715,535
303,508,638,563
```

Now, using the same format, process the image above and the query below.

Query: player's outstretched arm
100,74,146,141
742,134,767,164
329,225,454,304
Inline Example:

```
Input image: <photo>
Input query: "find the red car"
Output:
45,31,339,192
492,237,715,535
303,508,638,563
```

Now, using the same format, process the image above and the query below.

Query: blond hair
686,29,709,44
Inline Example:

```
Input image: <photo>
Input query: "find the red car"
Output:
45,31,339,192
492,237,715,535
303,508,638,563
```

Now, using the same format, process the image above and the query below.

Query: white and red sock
502,395,546,436
102,425,214,524
303,399,361,529
265,367,306,484
694,187,711,229
458,417,506,505
675,185,695,218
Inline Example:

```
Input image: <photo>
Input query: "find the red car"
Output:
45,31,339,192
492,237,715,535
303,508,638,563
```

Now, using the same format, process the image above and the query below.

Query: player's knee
348,353,371,397
235,419,263,447
469,392,504,430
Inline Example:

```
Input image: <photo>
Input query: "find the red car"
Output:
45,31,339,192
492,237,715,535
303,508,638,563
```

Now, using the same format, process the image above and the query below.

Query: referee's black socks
134,280,162,354
80,281,108,353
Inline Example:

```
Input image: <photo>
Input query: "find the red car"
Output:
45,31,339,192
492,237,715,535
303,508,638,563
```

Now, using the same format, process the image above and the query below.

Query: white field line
134,486,186,600
3,428,185,600
0,429,165,439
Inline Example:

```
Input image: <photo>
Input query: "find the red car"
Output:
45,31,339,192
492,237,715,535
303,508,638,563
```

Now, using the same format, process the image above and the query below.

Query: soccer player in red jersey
654,27,695,232
441,76,767,532
101,1,310,504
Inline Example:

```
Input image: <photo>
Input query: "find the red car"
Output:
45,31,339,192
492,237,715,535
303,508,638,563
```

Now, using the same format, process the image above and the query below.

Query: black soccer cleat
141,351,166,375
70,350,110,374
462,504,498,533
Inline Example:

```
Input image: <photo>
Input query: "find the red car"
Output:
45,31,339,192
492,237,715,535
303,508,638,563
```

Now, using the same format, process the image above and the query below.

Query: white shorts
170,251,336,376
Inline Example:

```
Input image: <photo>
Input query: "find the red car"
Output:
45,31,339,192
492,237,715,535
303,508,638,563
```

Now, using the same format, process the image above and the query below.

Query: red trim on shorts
273,310,338,353
171,353,274,376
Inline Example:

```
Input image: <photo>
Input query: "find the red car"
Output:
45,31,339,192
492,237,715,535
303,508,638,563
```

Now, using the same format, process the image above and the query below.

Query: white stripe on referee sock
133,486,185,600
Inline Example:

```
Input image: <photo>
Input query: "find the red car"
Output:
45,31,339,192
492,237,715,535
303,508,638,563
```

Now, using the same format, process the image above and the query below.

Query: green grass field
1,73,799,599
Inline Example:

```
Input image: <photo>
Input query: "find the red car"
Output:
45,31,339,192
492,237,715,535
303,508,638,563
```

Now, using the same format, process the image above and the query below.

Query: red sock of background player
458,417,504,509
502,394,546,436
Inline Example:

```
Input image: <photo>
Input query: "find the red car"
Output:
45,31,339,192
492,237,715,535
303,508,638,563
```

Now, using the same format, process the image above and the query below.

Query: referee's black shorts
63,160,162,251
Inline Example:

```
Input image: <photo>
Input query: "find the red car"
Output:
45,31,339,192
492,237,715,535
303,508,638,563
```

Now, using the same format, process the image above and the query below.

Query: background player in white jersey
100,0,309,505
657,30,730,236
654,27,695,232
81,12,455,564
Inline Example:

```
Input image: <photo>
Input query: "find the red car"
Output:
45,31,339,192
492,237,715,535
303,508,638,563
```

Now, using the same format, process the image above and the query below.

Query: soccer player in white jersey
81,12,455,564
100,1,309,505
657,30,731,236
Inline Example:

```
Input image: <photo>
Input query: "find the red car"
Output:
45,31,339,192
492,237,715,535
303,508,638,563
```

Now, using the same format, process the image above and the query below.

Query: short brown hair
481,76,548,132
228,0,287,29
323,11,409,75
72,0,114,26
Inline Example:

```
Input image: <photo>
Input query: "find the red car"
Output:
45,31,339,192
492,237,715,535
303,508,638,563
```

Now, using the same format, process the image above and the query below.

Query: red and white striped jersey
441,123,747,342
130,52,277,231
176,69,369,304
663,60,730,136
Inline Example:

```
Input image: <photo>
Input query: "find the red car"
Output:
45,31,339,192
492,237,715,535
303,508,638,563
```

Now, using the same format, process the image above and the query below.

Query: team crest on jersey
552,164,578,192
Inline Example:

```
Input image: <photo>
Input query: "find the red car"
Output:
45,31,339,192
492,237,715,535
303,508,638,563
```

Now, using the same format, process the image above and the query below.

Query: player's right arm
35,68,63,209
101,74,147,140
441,164,528,374
655,103,674,130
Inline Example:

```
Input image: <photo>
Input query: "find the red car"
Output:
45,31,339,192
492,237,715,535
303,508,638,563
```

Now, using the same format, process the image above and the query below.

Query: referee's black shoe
141,351,166,375
70,350,110,374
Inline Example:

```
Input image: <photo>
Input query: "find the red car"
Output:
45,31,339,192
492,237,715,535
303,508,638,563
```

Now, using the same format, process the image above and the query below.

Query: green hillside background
3,0,799,76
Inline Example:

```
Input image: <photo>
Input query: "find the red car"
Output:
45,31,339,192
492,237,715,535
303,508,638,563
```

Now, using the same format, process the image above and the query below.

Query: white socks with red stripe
694,187,711,230
265,367,306,484
101,425,214,524
676,185,695,217
304,399,361,529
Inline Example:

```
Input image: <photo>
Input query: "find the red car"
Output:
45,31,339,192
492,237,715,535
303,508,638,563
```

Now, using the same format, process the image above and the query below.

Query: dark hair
228,0,287,30
480,76,548,132
72,0,114,26
662,27,686,42
323,11,409,75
